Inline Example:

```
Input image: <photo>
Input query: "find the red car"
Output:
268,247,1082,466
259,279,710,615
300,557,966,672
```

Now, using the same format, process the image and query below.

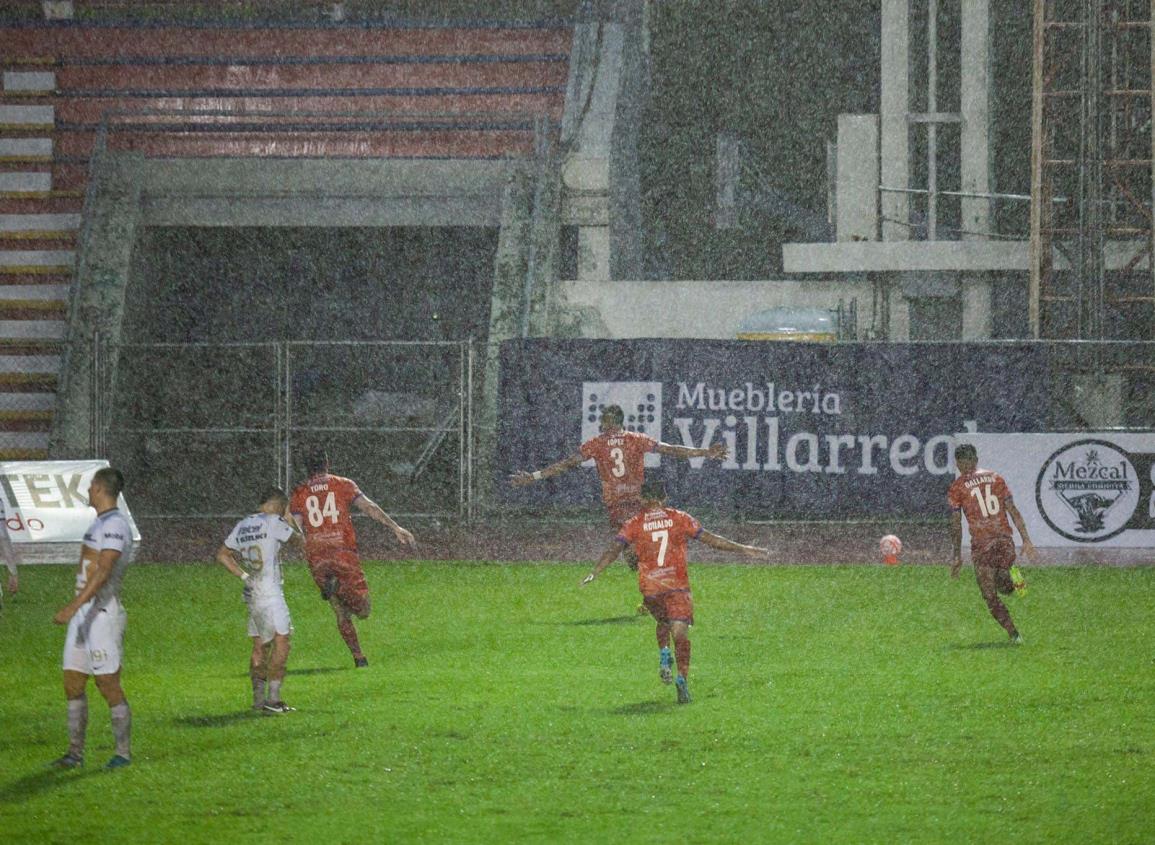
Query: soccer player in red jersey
510,404,727,562
582,481,767,704
947,443,1039,643
289,450,415,667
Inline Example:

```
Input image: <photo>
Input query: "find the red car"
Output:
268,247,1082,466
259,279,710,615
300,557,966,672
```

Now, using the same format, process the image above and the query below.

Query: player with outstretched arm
512,403,727,577
216,487,302,714
582,481,767,704
948,443,1039,643
290,449,415,668
50,467,135,769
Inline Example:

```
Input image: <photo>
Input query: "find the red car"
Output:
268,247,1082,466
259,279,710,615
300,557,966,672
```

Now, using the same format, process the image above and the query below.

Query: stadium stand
0,15,571,459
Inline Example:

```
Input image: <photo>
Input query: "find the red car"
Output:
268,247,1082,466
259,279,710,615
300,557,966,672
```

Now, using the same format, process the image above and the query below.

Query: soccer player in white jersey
216,487,301,714
50,467,135,770
0,491,19,613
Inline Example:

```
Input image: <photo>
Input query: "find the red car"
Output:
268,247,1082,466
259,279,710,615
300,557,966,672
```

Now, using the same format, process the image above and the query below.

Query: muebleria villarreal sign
499,340,1053,518
961,434,1155,547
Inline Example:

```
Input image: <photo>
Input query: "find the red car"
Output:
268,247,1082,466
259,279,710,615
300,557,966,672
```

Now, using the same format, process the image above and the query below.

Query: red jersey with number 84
580,430,657,507
290,474,364,558
617,506,702,596
947,468,1015,549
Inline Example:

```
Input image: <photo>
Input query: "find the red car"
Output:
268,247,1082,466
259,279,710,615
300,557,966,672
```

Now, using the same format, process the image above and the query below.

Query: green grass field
1,561,1152,844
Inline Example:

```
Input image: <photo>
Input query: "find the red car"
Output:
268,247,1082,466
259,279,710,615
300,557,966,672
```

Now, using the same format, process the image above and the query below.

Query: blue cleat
104,755,131,770
49,753,83,769
659,648,673,685
675,675,691,704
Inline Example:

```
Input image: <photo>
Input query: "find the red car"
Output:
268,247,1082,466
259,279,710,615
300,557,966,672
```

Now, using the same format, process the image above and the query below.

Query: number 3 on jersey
610,447,626,478
305,492,339,527
970,484,1000,518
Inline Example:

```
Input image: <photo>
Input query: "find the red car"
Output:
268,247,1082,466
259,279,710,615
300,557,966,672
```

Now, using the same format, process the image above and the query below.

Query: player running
50,467,135,769
0,491,19,614
582,481,767,704
511,403,727,568
948,443,1039,643
216,487,302,714
290,449,415,668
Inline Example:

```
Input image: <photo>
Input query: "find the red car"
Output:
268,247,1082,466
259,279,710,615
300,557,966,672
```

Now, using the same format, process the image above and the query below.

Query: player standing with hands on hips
290,450,415,667
216,487,302,713
948,444,1039,643
582,481,767,704
50,467,135,769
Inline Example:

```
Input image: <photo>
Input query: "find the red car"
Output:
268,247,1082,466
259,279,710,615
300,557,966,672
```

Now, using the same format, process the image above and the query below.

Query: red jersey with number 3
290,473,364,558
580,430,658,507
617,506,702,596
947,468,1015,549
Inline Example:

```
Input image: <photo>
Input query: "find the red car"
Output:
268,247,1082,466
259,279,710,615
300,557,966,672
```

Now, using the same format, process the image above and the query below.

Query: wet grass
1,562,1152,843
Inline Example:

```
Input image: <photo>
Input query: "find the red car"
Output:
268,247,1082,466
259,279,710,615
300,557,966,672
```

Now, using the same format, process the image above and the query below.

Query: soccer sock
109,701,131,759
251,672,267,706
659,646,672,666
67,695,88,758
675,638,691,679
337,617,363,658
268,680,282,703
655,624,670,650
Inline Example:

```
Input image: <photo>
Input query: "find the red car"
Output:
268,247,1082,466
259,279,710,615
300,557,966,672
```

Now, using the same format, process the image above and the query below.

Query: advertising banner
1,460,142,548
498,340,1052,518
959,433,1155,547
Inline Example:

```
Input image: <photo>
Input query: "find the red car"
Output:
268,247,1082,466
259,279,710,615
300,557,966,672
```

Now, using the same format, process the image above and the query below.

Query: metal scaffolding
1029,0,1155,339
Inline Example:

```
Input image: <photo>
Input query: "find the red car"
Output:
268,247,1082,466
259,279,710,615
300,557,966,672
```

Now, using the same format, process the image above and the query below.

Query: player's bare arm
949,510,964,578
656,442,729,462
53,549,121,625
582,541,625,585
1005,500,1040,563
354,496,415,546
698,530,768,559
510,453,583,486
214,545,250,582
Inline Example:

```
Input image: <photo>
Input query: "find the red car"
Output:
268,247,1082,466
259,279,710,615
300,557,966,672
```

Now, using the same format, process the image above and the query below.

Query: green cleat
1011,632,1025,645
1009,565,1027,596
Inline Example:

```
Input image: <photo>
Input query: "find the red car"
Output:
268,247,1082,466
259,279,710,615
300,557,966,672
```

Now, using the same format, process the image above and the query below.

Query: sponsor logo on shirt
1035,439,1139,542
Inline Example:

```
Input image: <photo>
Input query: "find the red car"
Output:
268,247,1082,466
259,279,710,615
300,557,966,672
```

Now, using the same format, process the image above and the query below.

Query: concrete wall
561,279,871,339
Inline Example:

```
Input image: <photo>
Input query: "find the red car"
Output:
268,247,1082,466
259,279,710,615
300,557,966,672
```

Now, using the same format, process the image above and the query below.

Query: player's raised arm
656,441,729,462
1005,499,1040,563
697,530,768,560
949,510,964,578
582,540,626,585
354,495,415,547
53,549,120,625
510,452,584,487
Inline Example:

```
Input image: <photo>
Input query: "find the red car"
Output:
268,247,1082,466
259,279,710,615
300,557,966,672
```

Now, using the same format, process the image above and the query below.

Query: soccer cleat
635,603,648,616
104,755,131,770
251,702,266,712
354,656,369,668
262,701,296,714
320,573,339,601
1011,632,1025,645
49,753,83,769
659,648,673,685
1010,566,1027,596
675,675,691,704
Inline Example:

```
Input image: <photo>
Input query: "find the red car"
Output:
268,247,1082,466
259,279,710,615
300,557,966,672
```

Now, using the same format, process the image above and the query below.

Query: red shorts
607,497,644,529
973,536,1016,570
308,551,369,614
642,590,694,625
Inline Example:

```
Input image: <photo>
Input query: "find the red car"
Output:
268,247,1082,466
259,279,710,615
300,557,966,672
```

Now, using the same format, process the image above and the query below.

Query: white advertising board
958,433,1155,548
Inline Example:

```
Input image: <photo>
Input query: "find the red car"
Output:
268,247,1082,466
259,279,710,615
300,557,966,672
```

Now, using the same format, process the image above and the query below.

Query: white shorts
248,596,292,644
62,601,126,676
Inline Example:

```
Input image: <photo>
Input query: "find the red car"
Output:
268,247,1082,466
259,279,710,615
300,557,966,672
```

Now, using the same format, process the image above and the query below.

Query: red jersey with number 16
290,473,364,558
580,430,658,507
947,468,1015,550
617,506,702,596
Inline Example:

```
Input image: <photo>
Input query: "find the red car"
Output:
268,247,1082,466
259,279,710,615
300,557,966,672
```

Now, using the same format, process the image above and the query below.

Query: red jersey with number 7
580,430,658,507
947,468,1015,550
617,506,702,596
290,473,364,558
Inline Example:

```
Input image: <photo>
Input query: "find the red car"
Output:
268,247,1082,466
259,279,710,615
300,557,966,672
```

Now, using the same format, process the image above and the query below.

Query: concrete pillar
961,275,993,339
880,0,911,241
578,226,612,280
836,115,880,241
960,0,992,239
889,282,911,341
